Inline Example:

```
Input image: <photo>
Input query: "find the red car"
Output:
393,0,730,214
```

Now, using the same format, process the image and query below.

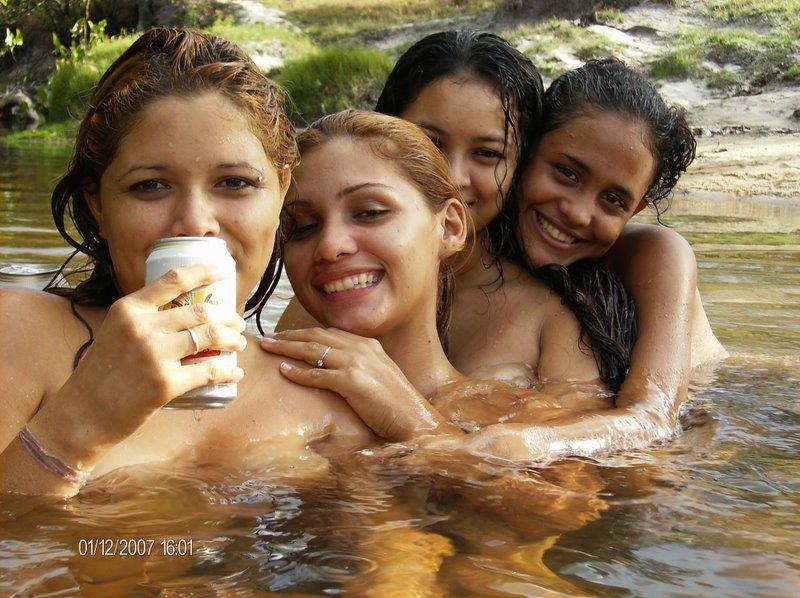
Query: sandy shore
666,86,800,201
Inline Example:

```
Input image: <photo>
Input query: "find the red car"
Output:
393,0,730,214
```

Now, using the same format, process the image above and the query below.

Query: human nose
447,153,471,191
313,218,357,262
168,187,220,238
557,193,592,228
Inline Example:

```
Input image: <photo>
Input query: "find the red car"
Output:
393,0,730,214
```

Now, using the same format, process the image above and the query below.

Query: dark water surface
1,142,798,596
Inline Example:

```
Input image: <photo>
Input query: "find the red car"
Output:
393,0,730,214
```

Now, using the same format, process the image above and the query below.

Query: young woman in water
0,28,374,497
279,30,635,391
513,58,728,363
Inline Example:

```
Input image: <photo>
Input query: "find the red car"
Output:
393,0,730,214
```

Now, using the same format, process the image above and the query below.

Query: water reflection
1,141,798,596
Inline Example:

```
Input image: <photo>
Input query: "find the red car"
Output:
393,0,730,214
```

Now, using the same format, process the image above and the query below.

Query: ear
84,179,105,237
438,198,468,259
633,198,648,216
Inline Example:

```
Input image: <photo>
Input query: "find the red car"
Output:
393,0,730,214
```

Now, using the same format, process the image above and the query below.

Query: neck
376,305,462,398
456,231,505,289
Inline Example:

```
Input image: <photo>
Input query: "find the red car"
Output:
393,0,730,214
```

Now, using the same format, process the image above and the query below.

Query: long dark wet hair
47,27,298,364
376,29,543,265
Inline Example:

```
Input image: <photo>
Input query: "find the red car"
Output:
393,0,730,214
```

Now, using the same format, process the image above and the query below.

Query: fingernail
279,362,293,372
261,335,276,343
235,367,245,380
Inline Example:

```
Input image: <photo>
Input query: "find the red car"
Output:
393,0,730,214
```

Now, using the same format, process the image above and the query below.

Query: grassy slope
5,0,798,143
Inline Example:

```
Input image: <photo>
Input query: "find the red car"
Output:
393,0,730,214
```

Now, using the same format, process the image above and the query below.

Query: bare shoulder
614,223,694,259
607,223,696,283
0,289,78,362
0,289,84,438
241,344,372,441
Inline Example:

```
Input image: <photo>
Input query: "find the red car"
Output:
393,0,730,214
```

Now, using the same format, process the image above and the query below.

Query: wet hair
47,27,298,350
540,57,696,215
535,261,637,392
375,29,543,260
285,109,467,343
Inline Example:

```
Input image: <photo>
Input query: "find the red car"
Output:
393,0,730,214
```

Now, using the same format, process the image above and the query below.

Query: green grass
206,18,316,60
504,18,619,77
596,7,625,24
3,121,78,145
649,26,799,85
693,0,800,23
277,45,394,125
263,0,500,45
45,35,136,122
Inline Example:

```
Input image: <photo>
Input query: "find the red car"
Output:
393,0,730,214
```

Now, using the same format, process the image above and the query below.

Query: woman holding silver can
0,28,373,497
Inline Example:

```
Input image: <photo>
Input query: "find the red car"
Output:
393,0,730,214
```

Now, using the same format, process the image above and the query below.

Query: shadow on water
1,143,798,595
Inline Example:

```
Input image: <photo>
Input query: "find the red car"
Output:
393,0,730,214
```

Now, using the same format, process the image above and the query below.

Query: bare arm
604,224,695,417
0,266,247,496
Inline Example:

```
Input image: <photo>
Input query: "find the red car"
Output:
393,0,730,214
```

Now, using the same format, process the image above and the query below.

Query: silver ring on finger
187,327,201,355
316,345,333,368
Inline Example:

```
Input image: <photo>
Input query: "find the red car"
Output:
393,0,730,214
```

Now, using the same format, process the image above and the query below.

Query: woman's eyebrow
117,164,165,181
217,162,265,175
336,182,394,197
471,134,505,144
416,121,446,136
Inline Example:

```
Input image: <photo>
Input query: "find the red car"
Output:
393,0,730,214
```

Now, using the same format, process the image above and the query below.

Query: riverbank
2,0,798,200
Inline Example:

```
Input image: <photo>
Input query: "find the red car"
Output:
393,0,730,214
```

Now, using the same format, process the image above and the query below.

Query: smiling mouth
320,272,383,295
536,211,579,245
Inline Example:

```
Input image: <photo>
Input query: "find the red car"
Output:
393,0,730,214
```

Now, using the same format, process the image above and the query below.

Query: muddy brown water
1,142,798,596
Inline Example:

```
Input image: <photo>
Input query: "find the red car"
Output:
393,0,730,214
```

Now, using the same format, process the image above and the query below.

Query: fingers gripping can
145,237,237,409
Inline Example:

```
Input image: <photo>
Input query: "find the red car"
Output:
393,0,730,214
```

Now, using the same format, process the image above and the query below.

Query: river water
1,142,798,596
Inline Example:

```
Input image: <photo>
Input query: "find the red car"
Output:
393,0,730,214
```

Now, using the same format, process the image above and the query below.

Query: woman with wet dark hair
509,57,727,451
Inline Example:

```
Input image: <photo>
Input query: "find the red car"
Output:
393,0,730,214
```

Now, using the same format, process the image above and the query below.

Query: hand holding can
145,237,239,409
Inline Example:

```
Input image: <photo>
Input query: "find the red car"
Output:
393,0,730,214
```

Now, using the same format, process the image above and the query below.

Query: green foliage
698,0,800,24
207,17,316,61
596,8,624,23
649,50,701,79
1,26,23,59
706,68,742,89
44,35,133,122
4,120,78,145
267,0,499,45
650,25,800,85
277,45,394,125
52,18,109,62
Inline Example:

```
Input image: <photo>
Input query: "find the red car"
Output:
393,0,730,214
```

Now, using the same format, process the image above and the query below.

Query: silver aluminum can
145,237,237,410
0,264,65,290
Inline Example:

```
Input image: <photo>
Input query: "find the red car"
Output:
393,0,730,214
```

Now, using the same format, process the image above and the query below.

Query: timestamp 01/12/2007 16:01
77,537,194,557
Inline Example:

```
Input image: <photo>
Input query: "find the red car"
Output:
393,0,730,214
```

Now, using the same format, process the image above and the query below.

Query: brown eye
555,165,578,183
131,179,168,193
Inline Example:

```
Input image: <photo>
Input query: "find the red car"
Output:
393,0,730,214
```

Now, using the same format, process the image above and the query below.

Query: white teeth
537,213,577,244
322,273,380,295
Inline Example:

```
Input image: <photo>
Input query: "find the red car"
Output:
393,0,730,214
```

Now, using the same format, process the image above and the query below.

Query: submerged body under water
1,143,798,595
